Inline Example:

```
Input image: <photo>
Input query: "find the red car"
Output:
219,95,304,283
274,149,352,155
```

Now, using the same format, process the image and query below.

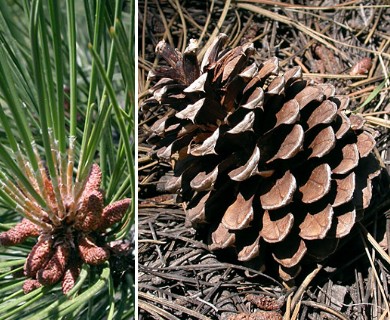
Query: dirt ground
138,1,390,319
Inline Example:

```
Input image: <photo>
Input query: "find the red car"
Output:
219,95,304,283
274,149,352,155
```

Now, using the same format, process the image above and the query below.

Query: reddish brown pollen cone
62,259,82,294
0,219,40,246
23,279,42,294
98,198,131,231
24,237,53,277
78,235,110,265
37,244,69,285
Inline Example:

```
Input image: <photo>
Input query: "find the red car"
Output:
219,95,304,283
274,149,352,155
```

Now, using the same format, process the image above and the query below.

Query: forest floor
138,1,390,319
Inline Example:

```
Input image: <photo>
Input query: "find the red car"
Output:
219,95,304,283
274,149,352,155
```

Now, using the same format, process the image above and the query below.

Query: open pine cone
142,34,385,281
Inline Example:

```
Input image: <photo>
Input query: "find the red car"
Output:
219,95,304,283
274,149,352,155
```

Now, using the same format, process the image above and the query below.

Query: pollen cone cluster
0,163,131,294
143,34,384,281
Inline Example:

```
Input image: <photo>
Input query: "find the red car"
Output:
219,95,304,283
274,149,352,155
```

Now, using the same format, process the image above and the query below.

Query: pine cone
143,34,385,281
78,235,110,265
0,219,41,246
0,157,131,294
22,279,42,294
24,236,53,277
37,244,69,285
62,259,82,295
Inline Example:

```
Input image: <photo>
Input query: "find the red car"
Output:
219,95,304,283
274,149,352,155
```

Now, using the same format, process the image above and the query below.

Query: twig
291,265,322,309
139,300,181,320
359,227,390,317
198,0,232,60
139,291,213,320
301,301,349,320
359,224,390,266
236,3,390,59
